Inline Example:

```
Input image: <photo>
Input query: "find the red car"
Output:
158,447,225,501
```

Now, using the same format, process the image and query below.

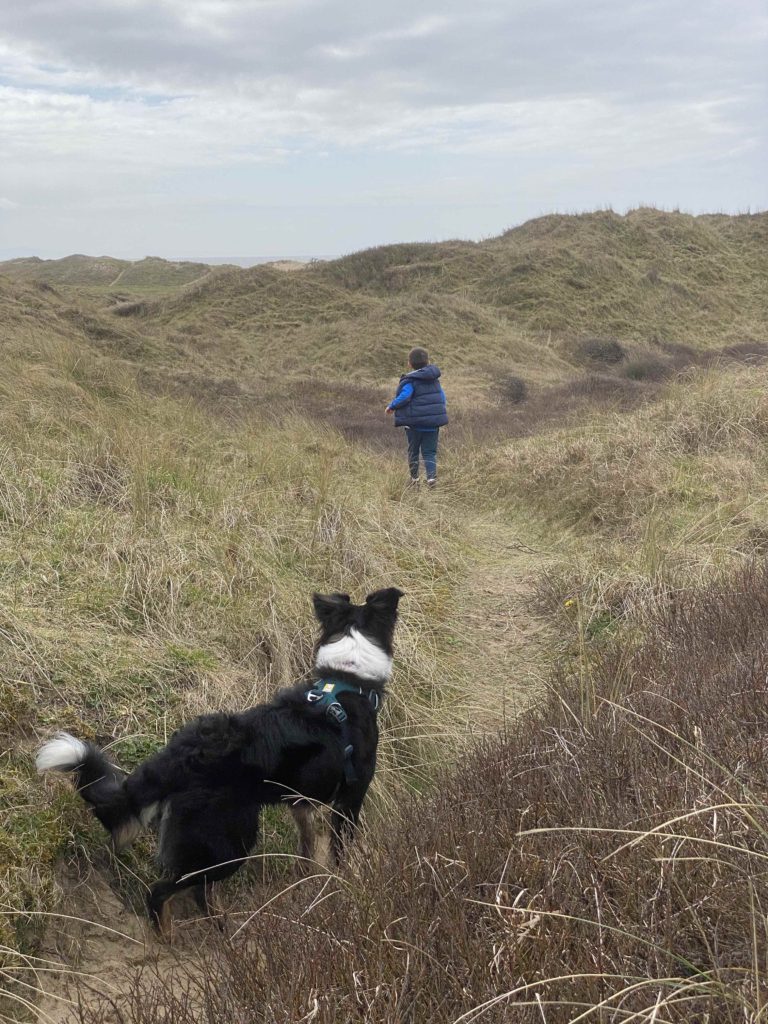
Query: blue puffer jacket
390,365,449,429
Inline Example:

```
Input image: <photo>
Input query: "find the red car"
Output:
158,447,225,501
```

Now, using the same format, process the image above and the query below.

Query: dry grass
0,255,217,297
2,207,768,1020
317,207,768,346
453,365,768,606
145,207,767,392
0,335,479,974
5,208,766,396
64,560,768,1024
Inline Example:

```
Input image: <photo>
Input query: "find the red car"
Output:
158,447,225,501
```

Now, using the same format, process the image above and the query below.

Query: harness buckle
326,701,348,725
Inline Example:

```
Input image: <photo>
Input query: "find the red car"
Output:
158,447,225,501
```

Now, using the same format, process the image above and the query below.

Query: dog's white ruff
315,628,392,681
36,732,89,773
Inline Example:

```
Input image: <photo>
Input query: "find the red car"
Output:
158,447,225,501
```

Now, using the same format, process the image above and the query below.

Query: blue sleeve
439,385,447,407
388,381,414,409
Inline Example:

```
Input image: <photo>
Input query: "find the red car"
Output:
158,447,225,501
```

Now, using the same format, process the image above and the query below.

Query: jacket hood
405,364,441,382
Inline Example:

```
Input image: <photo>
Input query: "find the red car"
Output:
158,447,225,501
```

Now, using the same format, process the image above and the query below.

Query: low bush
621,355,669,380
495,374,528,404
574,337,626,365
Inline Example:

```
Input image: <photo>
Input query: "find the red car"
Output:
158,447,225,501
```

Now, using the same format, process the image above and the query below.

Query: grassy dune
5,209,766,388
453,365,768,639
306,207,768,347
1,208,768,1020
0,255,218,295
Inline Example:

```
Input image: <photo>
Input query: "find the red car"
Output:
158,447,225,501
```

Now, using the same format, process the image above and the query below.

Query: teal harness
305,679,381,784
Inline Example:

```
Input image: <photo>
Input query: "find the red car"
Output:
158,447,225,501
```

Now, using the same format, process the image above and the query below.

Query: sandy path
33,858,204,1023
460,514,559,726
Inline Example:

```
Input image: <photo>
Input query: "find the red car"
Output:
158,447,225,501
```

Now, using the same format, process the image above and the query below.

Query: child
385,347,448,486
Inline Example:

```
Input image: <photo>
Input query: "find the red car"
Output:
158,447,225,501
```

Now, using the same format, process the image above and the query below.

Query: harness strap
305,679,381,785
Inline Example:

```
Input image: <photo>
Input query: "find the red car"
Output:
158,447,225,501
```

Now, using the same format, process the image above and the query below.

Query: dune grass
447,364,768,630
317,207,768,345
66,560,768,1024
0,336,479,968
6,208,765,397
2,208,768,1020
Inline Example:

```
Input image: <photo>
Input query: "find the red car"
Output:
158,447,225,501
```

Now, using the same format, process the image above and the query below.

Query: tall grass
0,337,473,966
316,208,768,346
452,366,768,618
65,559,768,1023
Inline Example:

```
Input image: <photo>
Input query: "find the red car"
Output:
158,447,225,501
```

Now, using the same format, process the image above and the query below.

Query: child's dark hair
408,347,429,369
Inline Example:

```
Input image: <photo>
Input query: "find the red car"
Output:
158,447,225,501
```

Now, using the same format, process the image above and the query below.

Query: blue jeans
405,428,439,480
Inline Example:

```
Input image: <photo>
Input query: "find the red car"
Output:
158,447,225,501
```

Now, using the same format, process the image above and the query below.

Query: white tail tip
36,732,89,774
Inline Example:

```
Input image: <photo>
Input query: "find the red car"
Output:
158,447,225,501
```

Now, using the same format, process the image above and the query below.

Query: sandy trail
460,514,559,725
33,858,206,1023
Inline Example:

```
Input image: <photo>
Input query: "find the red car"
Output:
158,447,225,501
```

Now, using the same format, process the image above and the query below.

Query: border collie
37,588,403,932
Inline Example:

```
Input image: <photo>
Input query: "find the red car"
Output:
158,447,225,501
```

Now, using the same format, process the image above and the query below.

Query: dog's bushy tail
36,732,149,850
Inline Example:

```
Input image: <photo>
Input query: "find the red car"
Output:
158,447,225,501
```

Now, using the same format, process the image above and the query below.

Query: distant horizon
0,251,340,266
179,255,338,267
1,203,766,267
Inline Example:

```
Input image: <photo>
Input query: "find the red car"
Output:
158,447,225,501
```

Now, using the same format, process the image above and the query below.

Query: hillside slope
3,210,765,393
0,254,128,287
0,254,218,294
318,208,768,344
115,208,768,386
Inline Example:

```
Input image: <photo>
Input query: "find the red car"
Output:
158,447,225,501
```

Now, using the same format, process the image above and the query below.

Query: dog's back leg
193,882,213,916
193,882,225,931
148,866,241,935
147,879,179,937
289,801,316,865
149,790,262,932
148,870,235,936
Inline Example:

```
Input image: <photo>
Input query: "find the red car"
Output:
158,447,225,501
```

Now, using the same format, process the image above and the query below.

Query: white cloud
319,14,454,59
0,0,764,254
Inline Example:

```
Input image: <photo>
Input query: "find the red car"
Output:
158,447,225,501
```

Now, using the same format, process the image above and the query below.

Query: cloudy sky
0,0,765,259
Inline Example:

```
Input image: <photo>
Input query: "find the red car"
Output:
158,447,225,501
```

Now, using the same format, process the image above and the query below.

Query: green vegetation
0,255,220,296
0,337,472,961
1,208,768,1021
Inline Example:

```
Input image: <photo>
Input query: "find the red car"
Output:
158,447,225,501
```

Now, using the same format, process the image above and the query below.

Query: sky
0,0,765,259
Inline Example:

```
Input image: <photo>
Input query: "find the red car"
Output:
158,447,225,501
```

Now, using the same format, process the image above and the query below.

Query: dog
36,587,403,932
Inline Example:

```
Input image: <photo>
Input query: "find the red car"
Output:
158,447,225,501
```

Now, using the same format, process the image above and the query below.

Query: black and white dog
37,588,403,932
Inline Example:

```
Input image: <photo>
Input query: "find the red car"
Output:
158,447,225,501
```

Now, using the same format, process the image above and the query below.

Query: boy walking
386,347,448,486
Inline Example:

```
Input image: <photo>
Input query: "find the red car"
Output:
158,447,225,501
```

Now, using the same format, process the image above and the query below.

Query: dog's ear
365,587,404,613
312,592,352,623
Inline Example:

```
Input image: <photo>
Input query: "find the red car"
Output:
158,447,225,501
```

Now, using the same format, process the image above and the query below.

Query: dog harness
305,679,381,785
